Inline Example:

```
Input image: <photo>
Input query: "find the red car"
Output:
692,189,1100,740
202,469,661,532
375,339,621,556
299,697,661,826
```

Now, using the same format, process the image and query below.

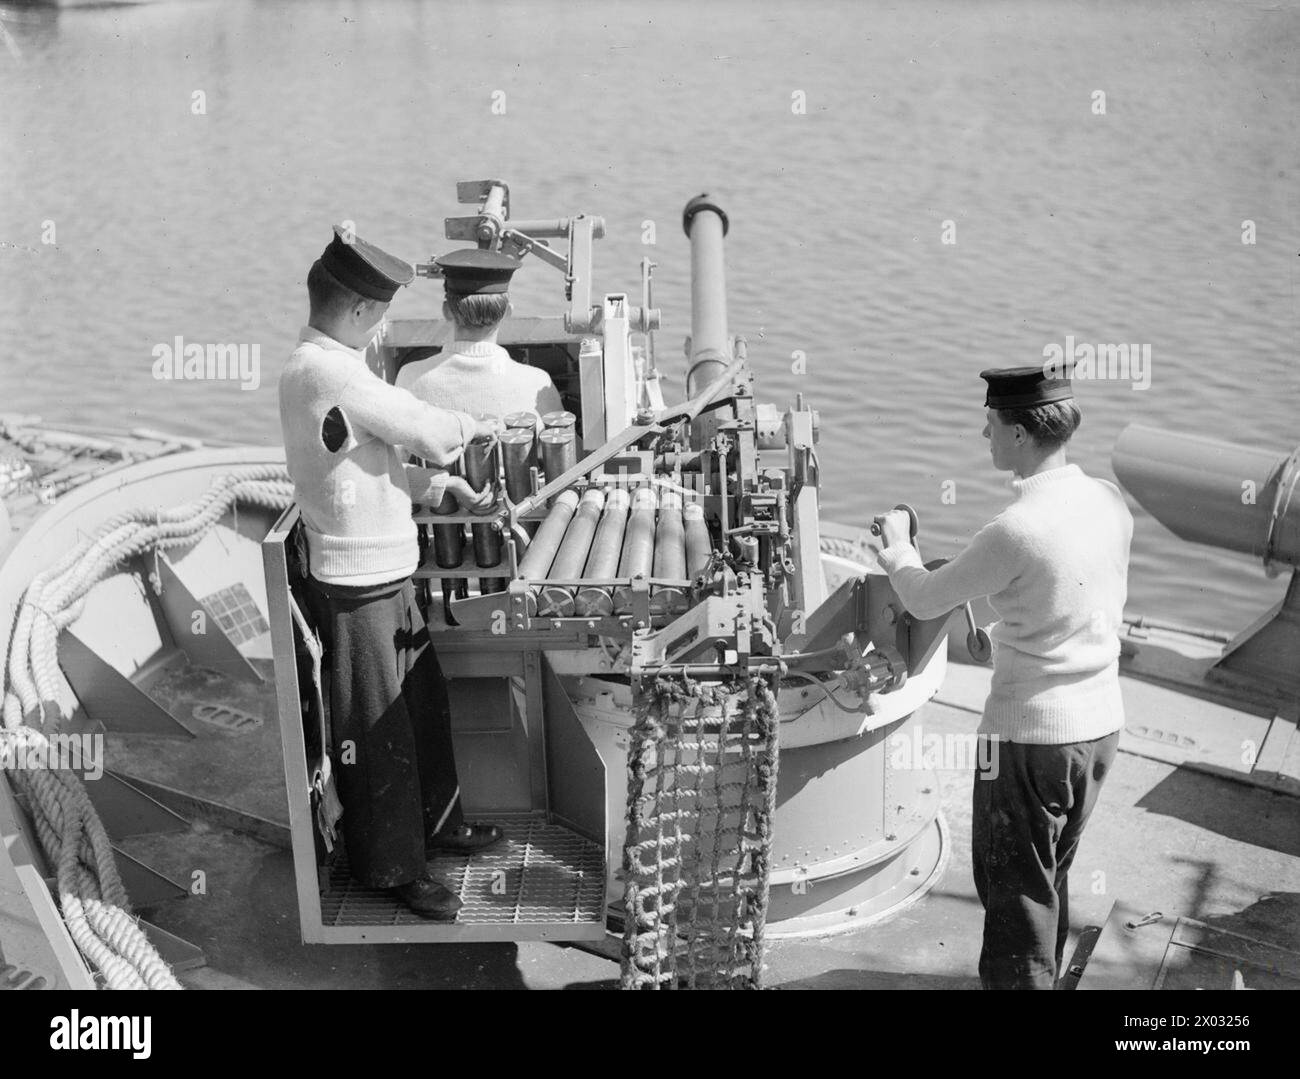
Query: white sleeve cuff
877,543,923,573
456,411,477,448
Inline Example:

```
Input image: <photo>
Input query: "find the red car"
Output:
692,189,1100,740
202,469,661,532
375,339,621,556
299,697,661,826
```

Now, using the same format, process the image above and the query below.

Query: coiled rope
1,465,292,989
818,532,873,562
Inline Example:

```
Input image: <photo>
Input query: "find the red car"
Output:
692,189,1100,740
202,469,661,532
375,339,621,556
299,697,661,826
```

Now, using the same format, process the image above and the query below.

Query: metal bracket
443,179,510,244
565,214,597,332
501,228,565,271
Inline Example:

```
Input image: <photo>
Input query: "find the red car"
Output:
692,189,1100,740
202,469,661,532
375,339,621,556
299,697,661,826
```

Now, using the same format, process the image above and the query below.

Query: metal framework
264,179,954,953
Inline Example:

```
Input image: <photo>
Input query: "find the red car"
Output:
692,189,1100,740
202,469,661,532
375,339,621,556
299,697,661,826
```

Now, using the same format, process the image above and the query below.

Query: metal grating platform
320,814,606,939
201,581,269,645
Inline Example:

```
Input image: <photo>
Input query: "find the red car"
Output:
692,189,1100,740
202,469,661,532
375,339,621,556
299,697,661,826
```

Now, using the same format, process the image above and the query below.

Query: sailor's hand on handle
869,504,918,550
445,475,494,512
963,604,993,664
473,416,504,446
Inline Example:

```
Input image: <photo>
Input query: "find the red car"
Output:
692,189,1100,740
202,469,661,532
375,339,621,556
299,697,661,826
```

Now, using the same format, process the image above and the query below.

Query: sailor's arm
874,518,1021,621
403,465,452,509
404,466,495,511
340,366,478,466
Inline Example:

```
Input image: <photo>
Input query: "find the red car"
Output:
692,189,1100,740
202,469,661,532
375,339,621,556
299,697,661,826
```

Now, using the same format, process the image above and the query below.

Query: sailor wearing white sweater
395,248,562,422
871,364,1132,990
279,228,506,921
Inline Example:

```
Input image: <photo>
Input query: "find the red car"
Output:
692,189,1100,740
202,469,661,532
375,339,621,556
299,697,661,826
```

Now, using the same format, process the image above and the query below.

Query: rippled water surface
1,0,1297,630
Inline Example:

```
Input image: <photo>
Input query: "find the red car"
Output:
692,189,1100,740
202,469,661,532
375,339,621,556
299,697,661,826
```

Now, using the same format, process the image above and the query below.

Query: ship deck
111,633,1300,990
4,432,1296,988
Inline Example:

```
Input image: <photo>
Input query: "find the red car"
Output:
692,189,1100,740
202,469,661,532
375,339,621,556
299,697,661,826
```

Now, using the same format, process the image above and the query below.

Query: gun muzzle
683,194,733,447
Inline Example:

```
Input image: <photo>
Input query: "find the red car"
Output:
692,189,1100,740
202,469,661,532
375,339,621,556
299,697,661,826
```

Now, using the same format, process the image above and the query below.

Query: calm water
1,0,1297,630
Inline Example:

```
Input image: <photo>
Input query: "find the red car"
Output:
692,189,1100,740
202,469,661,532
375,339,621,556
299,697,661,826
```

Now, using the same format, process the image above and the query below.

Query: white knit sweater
279,328,477,586
877,464,1133,744
395,340,562,420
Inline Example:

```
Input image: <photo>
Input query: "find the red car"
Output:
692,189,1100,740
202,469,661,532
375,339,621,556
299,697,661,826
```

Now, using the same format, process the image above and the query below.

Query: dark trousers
971,730,1120,989
304,575,464,889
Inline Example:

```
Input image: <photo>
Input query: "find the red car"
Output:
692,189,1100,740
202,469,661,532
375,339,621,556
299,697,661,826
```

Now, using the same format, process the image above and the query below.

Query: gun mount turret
264,180,953,952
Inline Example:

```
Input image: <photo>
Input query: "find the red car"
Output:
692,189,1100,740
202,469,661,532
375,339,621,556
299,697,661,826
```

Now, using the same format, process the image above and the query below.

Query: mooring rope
819,533,873,562
1,466,292,989
621,673,780,990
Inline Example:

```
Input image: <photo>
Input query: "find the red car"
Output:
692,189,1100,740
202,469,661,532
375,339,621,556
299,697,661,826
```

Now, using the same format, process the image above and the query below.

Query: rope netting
1,465,292,988
621,674,780,990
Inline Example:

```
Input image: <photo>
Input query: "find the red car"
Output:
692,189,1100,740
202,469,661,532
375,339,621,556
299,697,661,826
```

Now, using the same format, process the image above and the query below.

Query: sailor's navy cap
980,364,1075,409
318,225,414,303
436,248,521,295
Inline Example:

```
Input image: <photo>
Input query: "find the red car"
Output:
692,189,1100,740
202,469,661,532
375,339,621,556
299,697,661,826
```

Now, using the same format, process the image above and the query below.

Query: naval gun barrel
1113,424,1300,570
682,194,733,447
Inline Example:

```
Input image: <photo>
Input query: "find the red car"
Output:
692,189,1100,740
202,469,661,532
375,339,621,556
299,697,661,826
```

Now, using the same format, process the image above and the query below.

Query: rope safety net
621,673,780,989
1,466,292,989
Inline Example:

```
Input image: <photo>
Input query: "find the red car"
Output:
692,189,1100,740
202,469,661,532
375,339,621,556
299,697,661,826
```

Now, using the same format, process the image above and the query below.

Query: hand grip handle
963,604,992,663
869,503,918,541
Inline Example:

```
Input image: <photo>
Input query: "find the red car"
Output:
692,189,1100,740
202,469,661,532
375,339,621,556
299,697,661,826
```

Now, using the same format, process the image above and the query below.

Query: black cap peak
318,226,414,303
435,248,521,295
980,364,1075,409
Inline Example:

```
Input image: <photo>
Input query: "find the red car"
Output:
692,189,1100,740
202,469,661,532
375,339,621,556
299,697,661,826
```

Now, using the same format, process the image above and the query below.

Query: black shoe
427,823,504,855
390,876,462,920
